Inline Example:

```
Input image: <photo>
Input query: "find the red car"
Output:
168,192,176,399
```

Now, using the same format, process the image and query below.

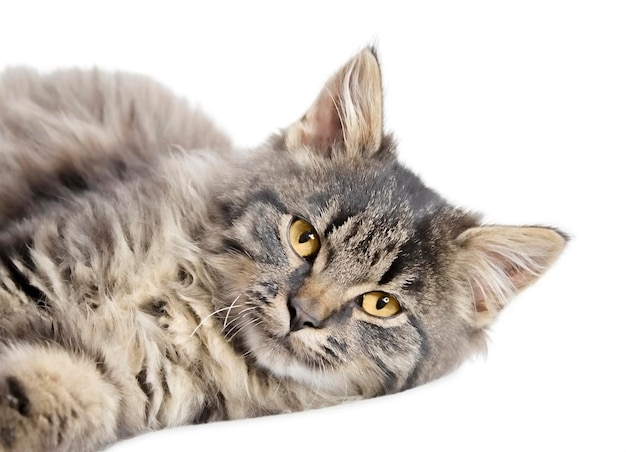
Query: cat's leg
0,343,120,452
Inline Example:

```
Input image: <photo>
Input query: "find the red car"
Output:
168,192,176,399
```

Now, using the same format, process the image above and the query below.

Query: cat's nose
287,297,322,331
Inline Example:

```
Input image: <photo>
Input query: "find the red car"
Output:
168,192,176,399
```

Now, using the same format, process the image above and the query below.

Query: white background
1,1,624,451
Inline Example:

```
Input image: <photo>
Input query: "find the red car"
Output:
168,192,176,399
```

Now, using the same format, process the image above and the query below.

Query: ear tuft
453,226,567,328
283,47,384,159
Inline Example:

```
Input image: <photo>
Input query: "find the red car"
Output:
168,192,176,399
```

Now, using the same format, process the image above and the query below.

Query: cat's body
0,49,566,451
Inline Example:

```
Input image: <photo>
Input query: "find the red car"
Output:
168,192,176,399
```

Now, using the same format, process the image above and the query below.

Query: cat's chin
242,325,353,395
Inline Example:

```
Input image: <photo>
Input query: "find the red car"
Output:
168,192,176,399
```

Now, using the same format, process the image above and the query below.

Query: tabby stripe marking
323,211,353,237
0,255,50,309
400,315,430,391
378,254,404,285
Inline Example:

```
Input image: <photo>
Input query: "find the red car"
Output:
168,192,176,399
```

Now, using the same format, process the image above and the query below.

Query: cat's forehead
279,156,443,218
273,159,467,283
228,151,476,254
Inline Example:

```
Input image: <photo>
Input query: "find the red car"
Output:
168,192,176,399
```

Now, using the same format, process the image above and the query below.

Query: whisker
222,294,243,331
190,295,243,337
226,316,261,342
223,305,258,330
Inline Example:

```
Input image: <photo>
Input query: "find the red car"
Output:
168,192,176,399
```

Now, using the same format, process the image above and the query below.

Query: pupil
376,296,389,310
298,232,315,244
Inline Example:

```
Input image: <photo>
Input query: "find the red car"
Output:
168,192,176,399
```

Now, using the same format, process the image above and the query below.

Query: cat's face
213,48,566,397
218,154,475,395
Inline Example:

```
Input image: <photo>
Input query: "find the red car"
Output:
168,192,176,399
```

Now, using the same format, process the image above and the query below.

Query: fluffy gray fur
0,48,567,451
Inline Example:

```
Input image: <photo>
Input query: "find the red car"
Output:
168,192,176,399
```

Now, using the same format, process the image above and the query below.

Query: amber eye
361,291,401,318
289,219,321,259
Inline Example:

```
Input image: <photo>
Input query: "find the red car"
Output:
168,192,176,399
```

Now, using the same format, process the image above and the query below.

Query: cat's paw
1,376,31,417
0,375,37,451
0,344,121,452
0,363,86,451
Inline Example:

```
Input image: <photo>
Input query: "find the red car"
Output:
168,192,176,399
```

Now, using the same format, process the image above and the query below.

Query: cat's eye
289,219,321,259
360,291,401,318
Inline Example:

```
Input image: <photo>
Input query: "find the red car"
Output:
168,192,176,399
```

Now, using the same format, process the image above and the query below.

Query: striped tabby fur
0,48,566,451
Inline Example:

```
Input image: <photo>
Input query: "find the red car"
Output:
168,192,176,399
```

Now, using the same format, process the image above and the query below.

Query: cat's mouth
229,298,353,392
242,322,352,393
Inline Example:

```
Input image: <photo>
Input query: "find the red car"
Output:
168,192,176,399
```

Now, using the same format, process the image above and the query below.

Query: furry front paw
0,375,36,451
0,369,86,451
2,376,31,416
0,344,121,452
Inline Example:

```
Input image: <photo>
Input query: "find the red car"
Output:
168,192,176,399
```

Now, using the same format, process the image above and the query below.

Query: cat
0,47,567,451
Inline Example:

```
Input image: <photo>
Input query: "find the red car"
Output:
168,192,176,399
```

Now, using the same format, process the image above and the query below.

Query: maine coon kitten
0,48,566,451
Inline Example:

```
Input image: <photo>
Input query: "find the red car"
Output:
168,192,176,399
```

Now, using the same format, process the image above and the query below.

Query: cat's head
214,48,566,397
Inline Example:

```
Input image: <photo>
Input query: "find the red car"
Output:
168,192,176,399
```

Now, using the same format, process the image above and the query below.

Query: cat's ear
283,47,385,159
453,226,568,328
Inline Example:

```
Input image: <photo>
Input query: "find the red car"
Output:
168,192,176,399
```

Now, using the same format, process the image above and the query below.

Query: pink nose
287,297,322,331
